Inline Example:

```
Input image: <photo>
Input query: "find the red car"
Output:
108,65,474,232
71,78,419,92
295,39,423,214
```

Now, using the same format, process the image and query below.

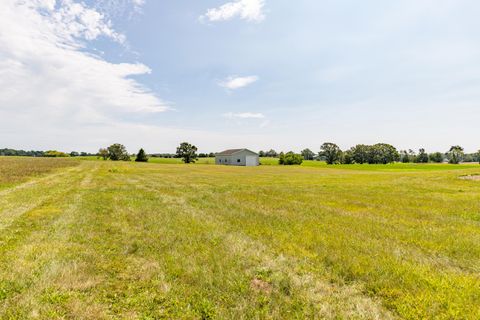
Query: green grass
0,159,479,319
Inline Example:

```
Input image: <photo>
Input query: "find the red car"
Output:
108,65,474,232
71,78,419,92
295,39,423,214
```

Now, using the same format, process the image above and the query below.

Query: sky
0,0,479,153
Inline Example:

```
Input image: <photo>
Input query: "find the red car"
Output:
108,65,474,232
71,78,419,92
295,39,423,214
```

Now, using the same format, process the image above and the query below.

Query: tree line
262,144,480,165
3,143,479,165
0,148,94,158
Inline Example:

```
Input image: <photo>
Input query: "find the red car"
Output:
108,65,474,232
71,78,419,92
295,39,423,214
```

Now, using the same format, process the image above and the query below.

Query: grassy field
0,157,78,190
0,158,479,319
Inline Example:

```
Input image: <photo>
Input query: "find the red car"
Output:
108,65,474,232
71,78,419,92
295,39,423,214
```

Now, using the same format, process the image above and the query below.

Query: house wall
215,150,259,166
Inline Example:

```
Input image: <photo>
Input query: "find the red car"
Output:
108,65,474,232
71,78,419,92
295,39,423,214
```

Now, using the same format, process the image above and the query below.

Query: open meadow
0,157,479,319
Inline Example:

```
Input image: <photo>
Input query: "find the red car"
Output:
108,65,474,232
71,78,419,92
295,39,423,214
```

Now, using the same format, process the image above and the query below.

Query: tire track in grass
0,162,106,318
0,166,84,233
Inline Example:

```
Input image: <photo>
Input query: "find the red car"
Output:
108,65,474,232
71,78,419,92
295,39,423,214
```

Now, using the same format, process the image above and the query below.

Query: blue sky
1,0,479,153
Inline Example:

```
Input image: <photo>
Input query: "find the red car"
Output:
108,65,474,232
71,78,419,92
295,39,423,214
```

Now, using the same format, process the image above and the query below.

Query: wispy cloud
219,76,259,90
200,0,265,23
224,112,265,119
94,0,146,18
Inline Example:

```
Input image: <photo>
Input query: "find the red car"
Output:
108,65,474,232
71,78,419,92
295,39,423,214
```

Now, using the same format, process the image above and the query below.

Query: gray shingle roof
216,149,258,156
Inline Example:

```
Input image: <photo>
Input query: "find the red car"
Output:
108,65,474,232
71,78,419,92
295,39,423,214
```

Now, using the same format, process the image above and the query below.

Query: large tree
447,145,464,164
367,143,399,164
107,144,130,161
350,144,370,164
320,143,342,165
300,148,315,160
176,142,198,163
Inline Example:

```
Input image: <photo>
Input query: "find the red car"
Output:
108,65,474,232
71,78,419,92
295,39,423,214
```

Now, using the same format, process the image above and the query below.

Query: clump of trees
43,150,70,157
198,152,215,158
97,144,131,161
69,151,95,157
301,148,315,160
317,142,399,165
258,149,278,157
0,148,45,157
279,152,303,165
429,152,444,163
176,142,198,163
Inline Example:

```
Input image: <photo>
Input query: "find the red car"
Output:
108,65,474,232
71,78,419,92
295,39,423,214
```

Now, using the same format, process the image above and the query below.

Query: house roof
216,149,258,156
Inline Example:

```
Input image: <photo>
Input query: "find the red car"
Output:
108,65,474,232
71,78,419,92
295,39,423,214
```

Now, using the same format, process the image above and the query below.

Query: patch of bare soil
251,278,272,294
460,175,480,181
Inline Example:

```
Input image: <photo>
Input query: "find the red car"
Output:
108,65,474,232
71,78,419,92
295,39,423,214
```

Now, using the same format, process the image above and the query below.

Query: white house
215,149,259,166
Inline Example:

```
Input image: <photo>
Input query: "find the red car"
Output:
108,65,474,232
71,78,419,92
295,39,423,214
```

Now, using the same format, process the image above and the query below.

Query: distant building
215,149,259,166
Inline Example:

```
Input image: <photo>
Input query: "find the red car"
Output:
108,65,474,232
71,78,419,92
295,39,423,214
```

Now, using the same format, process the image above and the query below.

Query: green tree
300,148,315,160
400,150,410,163
320,143,342,165
278,152,285,164
429,152,444,163
107,144,130,161
279,152,303,165
135,148,148,162
367,143,399,164
416,148,429,163
265,149,278,157
341,149,354,164
350,144,370,164
447,145,464,164
98,148,109,160
176,142,198,163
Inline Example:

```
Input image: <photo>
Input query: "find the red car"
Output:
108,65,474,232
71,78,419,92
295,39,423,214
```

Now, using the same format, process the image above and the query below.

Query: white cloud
219,75,259,90
201,0,265,23
224,112,265,119
0,0,167,137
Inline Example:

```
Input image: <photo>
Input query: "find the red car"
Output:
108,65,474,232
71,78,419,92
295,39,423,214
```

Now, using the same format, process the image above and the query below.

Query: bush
44,150,69,157
279,152,303,165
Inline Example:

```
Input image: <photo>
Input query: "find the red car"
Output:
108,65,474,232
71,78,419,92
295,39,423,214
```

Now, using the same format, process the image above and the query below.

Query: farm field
0,158,480,319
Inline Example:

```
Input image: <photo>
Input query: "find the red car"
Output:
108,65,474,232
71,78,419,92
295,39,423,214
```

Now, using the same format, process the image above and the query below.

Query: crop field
0,158,479,319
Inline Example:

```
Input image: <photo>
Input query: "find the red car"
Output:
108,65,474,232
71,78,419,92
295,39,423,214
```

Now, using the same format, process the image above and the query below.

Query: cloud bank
0,0,166,141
